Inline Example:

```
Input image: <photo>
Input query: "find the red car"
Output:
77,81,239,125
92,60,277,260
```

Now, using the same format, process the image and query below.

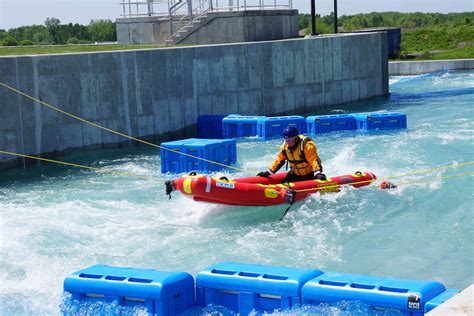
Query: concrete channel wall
389,59,474,75
116,10,299,45
0,32,388,170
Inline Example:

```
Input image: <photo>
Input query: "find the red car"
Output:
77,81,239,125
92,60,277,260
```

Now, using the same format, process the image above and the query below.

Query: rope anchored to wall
0,82,244,172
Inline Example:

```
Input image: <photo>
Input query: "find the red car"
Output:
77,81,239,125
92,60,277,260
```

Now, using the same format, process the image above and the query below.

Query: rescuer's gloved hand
314,171,327,181
257,171,271,177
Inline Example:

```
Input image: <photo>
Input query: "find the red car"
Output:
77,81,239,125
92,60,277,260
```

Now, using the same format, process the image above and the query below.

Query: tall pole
311,0,316,35
333,0,338,33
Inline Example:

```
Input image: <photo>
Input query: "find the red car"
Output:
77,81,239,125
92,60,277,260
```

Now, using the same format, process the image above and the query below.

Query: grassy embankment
400,25,474,60
0,12,473,59
0,44,169,56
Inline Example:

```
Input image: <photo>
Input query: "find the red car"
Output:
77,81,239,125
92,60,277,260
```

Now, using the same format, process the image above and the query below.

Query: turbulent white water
1,70,473,315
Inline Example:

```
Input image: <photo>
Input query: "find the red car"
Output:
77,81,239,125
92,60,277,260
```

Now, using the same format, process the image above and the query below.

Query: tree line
299,11,473,34
0,18,116,46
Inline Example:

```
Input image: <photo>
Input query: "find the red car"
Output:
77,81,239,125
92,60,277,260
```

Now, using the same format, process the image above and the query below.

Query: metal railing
120,0,292,17
120,0,292,41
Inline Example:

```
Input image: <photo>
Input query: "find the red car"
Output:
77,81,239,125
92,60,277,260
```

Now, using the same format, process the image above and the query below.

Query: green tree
45,17,62,44
20,39,34,46
87,19,116,42
2,36,18,46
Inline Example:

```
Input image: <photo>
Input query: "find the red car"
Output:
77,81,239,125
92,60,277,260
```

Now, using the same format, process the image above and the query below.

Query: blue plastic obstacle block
198,115,227,139
222,114,262,138
424,289,460,313
301,272,447,315
160,138,237,173
63,265,195,315
353,112,407,130
306,114,356,134
196,262,323,314
257,116,306,139
182,139,237,172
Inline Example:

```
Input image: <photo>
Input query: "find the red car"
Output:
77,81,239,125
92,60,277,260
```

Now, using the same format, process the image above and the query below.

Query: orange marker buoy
380,181,397,189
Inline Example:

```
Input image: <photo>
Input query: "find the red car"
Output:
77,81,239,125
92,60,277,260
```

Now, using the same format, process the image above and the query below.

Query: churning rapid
0,70,473,314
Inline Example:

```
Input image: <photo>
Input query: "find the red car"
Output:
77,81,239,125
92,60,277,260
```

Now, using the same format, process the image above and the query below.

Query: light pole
311,0,317,35
333,0,338,33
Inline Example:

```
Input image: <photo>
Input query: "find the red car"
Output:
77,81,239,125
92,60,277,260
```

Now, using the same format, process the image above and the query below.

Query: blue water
0,70,473,315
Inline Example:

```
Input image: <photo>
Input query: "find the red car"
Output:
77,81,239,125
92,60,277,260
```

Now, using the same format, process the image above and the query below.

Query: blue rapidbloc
353,112,407,130
63,264,195,315
222,114,262,138
306,114,356,134
183,139,236,172
160,139,187,174
198,115,226,139
257,116,306,139
160,138,237,173
424,289,460,313
301,272,446,315
196,261,323,314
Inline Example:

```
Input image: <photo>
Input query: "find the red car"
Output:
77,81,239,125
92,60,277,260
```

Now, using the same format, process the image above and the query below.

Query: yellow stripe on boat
264,188,279,199
183,178,192,194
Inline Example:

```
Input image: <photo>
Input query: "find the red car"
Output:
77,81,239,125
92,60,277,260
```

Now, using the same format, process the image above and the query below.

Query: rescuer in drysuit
256,126,327,183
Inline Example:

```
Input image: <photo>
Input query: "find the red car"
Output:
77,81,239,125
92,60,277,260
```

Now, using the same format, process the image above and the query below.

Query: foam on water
0,70,473,314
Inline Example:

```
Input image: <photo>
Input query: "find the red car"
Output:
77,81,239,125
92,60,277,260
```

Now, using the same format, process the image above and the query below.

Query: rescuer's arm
268,147,287,174
304,140,326,180
304,141,322,172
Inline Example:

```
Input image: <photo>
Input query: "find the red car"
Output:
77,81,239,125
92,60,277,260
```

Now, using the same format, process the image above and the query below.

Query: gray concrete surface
427,284,473,315
389,59,474,75
116,10,299,45
344,28,400,58
0,32,388,170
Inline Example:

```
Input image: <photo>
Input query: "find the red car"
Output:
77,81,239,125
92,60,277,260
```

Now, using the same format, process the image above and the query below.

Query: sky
0,0,472,30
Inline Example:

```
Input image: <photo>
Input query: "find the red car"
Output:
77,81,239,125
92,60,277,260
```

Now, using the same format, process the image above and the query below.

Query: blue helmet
282,126,299,138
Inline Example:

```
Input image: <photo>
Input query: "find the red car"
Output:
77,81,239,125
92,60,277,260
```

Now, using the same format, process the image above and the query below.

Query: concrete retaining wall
176,10,299,45
0,32,388,170
389,59,474,75
116,10,299,45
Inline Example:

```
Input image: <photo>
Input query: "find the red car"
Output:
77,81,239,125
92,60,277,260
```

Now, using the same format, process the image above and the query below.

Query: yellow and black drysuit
267,135,323,183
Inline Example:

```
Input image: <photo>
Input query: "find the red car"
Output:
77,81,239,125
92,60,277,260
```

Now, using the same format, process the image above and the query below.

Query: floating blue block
160,139,187,174
198,115,226,139
301,272,446,315
257,116,306,139
63,264,195,315
424,289,460,313
161,138,237,173
306,115,356,134
222,115,262,138
353,112,407,130
196,261,323,314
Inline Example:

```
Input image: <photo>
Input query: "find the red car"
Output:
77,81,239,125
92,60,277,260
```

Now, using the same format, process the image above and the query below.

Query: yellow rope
0,82,243,171
0,150,157,182
380,161,474,180
1,83,472,181
295,168,474,192
1,150,472,192
396,172,474,186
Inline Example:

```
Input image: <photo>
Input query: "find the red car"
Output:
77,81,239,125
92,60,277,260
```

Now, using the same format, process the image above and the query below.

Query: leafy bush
20,39,34,46
2,36,18,46
67,37,80,44
87,19,116,42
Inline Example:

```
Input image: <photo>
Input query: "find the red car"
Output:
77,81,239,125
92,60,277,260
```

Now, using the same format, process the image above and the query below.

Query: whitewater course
1,64,473,313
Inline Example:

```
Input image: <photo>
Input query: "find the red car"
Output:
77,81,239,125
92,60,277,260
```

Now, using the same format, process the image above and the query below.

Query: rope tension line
293,162,474,194
0,82,244,172
1,149,472,190
1,82,472,181
380,161,474,180
0,150,157,182
294,171,473,194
